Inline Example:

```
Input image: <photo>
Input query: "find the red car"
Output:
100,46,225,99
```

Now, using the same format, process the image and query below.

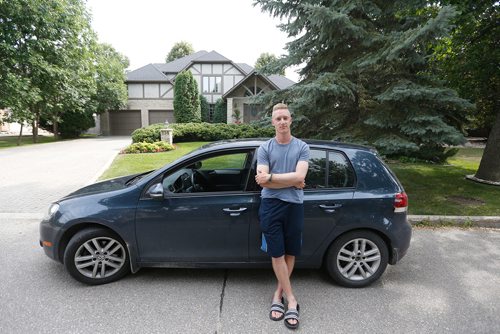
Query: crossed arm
255,161,309,189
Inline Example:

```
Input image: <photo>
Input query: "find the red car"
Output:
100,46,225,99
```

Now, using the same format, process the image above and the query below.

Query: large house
98,50,295,135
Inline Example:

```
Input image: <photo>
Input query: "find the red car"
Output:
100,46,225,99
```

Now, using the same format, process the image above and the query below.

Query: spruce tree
255,0,473,161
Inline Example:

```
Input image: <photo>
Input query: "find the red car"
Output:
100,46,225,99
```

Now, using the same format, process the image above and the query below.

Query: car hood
62,173,144,200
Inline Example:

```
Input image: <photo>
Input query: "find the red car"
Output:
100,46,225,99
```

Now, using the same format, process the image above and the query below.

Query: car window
200,153,247,170
163,151,252,194
305,149,355,189
327,151,355,188
305,150,327,189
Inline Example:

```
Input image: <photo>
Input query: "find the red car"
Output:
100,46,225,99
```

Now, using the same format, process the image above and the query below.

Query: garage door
149,110,175,125
109,110,141,135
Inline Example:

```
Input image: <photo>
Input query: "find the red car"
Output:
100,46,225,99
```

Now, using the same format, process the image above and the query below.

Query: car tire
325,230,388,288
64,227,130,285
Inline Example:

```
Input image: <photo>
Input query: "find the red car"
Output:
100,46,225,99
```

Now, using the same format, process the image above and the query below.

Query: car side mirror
147,183,164,200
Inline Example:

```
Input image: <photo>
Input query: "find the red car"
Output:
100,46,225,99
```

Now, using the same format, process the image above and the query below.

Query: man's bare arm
255,161,308,189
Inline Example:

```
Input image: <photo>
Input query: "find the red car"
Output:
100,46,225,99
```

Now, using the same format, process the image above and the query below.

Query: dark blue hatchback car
40,139,411,287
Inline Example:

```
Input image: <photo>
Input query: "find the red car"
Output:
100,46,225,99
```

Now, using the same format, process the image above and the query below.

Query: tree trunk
16,123,24,146
32,110,39,143
474,110,500,183
52,116,59,140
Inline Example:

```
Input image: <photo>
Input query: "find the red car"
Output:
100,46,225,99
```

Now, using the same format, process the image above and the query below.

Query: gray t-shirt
257,137,310,204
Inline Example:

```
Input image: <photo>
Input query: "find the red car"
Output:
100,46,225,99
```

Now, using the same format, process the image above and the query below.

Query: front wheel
64,228,130,285
325,230,389,288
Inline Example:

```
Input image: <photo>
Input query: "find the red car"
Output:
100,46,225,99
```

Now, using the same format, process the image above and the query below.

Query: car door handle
223,207,248,216
319,204,342,213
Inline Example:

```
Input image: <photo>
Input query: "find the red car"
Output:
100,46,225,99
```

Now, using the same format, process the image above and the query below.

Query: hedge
131,122,275,143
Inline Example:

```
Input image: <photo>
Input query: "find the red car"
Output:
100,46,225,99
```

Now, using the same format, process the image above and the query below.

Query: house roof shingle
266,74,295,90
154,50,209,73
126,64,168,82
192,50,231,63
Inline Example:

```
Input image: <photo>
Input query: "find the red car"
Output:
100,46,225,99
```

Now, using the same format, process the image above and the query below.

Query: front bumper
39,218,62,262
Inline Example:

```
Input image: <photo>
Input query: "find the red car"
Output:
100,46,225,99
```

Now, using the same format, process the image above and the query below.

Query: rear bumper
389,217,412,265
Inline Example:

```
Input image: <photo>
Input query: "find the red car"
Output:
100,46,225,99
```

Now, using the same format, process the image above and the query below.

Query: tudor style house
99,50,295,135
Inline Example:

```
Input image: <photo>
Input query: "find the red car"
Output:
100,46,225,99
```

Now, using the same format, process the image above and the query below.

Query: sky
85,0,300,82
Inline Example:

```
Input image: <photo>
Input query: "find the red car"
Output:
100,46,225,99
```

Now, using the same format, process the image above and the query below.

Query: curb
408,215,500,229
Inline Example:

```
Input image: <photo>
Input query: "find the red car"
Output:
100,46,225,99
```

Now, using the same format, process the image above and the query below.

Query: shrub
132,122,275,143
121,141,174,154
131,123,164,143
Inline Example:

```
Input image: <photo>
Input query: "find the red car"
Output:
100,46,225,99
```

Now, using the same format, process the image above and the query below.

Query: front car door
135,149,256,264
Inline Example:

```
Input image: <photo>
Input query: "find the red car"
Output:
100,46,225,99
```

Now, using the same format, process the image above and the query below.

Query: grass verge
0,135,57,149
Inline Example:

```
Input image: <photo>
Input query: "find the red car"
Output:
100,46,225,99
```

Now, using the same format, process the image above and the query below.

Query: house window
203,76,222,93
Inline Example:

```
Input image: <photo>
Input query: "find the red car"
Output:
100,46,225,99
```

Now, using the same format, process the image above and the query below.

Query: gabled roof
222,70,296,98
126,64,168,82
154,50,209,73
126,51,296,91
235,63,254,75
192,50,231,63
267,74,295,90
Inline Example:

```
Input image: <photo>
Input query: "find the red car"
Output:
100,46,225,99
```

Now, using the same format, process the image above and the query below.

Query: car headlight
45,203,60,219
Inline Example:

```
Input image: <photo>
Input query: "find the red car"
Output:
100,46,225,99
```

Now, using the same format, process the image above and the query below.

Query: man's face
272,108,292,134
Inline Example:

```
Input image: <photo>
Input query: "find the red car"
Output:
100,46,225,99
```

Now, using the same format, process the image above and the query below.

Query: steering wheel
191,169,210,191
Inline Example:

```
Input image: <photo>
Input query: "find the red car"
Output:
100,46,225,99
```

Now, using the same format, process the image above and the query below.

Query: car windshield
125,170,153,186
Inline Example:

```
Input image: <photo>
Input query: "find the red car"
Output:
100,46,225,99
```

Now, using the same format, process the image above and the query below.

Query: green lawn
98,142,208,180
0,135,57,149
389,147,499,215
99,143,498,216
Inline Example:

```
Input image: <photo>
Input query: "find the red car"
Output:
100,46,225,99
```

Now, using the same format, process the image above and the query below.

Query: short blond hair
272,103,288,112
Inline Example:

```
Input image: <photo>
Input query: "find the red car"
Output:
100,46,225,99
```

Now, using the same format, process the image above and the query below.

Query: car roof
197,138,376,153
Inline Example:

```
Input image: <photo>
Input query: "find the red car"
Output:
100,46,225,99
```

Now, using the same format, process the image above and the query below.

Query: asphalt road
0,217,498,334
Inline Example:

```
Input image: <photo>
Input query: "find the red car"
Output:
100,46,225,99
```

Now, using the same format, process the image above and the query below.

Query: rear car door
248,148,356,261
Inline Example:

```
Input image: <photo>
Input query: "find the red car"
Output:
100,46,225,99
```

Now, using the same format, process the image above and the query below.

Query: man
255,103,309,330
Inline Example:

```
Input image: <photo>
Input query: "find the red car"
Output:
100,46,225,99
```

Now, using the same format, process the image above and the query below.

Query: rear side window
306,149,355,189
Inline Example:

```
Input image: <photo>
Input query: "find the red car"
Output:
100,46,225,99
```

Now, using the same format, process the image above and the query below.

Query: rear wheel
64,228,130,285
325,230,388,288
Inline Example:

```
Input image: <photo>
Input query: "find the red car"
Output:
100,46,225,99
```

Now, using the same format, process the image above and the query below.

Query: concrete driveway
0,137,131,215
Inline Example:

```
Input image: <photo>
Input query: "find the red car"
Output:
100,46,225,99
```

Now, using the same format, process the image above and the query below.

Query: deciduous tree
255,52,285,75
166,41,194,62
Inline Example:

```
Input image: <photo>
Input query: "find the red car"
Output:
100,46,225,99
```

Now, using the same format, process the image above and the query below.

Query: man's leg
273,255,295,300
271,255,295,319
271,255,298,325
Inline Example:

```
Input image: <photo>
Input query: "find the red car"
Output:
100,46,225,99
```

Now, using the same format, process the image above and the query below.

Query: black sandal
269,297,285,321
284,304,300,330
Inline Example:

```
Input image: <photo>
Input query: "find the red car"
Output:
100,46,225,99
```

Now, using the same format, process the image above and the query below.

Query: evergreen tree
173,71,201,123
200,95,210,122
213,99,227,123
255,0,473,161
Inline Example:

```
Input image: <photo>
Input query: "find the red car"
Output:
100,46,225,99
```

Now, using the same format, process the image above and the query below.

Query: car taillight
394,192,408,212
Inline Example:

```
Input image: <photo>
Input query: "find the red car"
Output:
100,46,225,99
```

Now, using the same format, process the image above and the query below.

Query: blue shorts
259,198,304,258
